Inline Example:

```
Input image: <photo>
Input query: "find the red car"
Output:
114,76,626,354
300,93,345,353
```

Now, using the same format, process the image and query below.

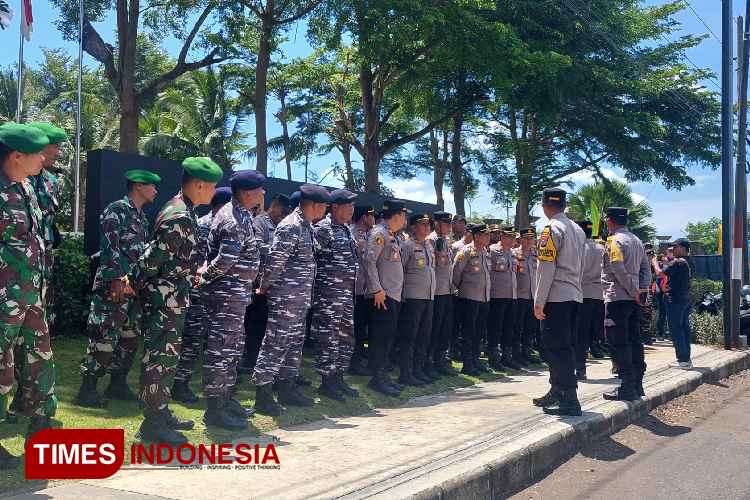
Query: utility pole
723,0,738,349
740,6,750,285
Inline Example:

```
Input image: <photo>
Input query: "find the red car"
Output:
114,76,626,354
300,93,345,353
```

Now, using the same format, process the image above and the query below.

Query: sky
0,0,738,238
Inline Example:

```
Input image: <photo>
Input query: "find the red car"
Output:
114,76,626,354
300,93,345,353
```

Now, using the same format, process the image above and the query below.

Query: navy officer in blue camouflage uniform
311,189,360,401
252,184,330,415
194,171,265,429
172,187,231,403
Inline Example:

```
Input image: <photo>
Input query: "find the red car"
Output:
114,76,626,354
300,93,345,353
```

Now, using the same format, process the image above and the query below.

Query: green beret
27,122,68,144
125,169,161,184
182,157,222,183
0,123,50,154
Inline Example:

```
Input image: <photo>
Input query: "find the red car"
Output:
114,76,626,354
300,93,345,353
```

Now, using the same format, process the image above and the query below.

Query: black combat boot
533,386,561,407
335,372,359,398
0,444,21,470
104,372,138,401
172,379,199,403
278,379,315,407
225,398,255,418
75,373,106,408
423,361,440,381
590,344,606,359
398,366,426,387
367,371,401,397
461,360,481,376
139,410,188,445
488,349,505,371
603,384,640,401
501,353,522,371
576,368,587,381
435,356,458,376
26,415,52,441
513,349,529,367
412,364,432,384
203,398,248,430
635,379,646,397
348,358,373,376
254,383,283,416
318,374,346,401
295,374,312,387
5,385,22,423
162,407,195,430
542,389,583,416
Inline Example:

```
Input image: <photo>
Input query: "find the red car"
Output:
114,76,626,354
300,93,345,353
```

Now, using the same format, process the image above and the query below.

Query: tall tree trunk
342,141,354,190
255,10,273,175
450,115,465,216
304,151,309,183
360,64,381,193
515,185,530,230
278,90,292,180
429,129,445,209
117,0,139,153
119,91,139,153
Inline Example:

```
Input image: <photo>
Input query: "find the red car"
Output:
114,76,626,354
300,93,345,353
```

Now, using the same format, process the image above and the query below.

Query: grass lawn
0,334,538,495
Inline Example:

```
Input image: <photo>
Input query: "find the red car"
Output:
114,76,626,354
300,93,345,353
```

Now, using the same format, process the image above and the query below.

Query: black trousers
541,301,578,391
451,296,463,355
605,300,646,386
515,298,538,353
430,294,453,363
243,294,268,368
398,299,434,373
458,298,489,368
368,296,402,373
353,294,369,360
575,298,604,371
488,298,516,355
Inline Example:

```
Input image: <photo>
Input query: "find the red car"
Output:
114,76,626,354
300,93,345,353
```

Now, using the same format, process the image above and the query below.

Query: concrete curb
386,350,749,500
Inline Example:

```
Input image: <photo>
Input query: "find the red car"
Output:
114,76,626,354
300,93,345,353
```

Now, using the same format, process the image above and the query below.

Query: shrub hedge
52,233,92,337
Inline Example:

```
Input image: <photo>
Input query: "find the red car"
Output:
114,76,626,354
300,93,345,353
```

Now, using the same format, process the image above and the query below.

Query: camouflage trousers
80,288,141,377
252,293,309,387
44,250,56,334
202,300,248,398
0,290,56,418
310,291,355,376
174,290,207,383
139,304,185,411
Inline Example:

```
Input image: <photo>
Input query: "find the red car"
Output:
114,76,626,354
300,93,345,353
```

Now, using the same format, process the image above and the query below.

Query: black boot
104,372,138,401
76,373,106,408
26,415,52,441
318,374,346,401
513,349,529,367
203,398,248,430
412,365,431,384
225,398,255,418
542,389,582,416
576,368,587,381
172,380,199,403
476,359,491,373
398,367,426,387
162,407,195,430
435,357,458,376
533,386,561,407
0,444,21,470
295,374,312,387
254,383,283,416
635,380,645,397
367,371,401,396
335,372,359,398
501,354,521,371
461,360,481,376
139,410,188,445
5,385,22,423
423,362,440,381
603,384,640,401
348,357,373,376
590,344,606,359
278,379,315,407
488,349,505,371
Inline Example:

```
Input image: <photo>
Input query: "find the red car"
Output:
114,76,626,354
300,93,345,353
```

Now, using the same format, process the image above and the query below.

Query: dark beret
433,211,452,223
0,123,49,153
211,187,232,207
272,193,290,208
289,191,302,209
409,213,431,226
354,205,375,221
230,170,266,190
542,187,567,206
125,169,161,184
299,184,331,203
329,188,358,204
606,207,629,224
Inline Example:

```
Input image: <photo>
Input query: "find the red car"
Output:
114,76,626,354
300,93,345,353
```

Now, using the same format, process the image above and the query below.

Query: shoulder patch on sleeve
607,236,624,263
537,226,557,263
456,251,465,261
375,235,385,246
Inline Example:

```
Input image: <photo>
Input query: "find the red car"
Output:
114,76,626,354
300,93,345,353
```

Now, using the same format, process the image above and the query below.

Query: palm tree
141,66,251,171
567,179,656,242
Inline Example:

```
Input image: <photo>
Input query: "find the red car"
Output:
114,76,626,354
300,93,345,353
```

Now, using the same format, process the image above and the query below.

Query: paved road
512,371,750,500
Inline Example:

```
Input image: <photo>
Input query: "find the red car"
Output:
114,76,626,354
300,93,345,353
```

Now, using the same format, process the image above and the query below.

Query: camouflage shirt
93,196,150,291
194,213,213,266
252,211,276,284
313,214,358,298
31,169,60,248
0,172,45,303
201,197,260,303
134,192,199,310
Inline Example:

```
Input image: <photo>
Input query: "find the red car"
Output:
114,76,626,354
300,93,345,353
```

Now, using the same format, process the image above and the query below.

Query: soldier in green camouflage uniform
131,157,222,445
0,123,55,469
76,170,160,408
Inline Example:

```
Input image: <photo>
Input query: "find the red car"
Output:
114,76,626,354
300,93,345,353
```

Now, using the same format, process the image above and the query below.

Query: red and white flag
20,0,32,41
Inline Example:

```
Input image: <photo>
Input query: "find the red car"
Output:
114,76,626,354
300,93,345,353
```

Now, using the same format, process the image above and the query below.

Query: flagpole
73,0,83,232
15,7,23,122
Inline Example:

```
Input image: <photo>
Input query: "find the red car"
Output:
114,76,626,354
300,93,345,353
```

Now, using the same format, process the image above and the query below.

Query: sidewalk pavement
8,343,748,500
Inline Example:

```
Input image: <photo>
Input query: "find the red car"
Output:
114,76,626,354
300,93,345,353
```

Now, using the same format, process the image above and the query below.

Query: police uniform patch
607,236,624,263
537,226,557,263
375,235,384,245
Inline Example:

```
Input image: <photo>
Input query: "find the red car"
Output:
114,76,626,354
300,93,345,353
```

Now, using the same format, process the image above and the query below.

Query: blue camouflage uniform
310,214,358,376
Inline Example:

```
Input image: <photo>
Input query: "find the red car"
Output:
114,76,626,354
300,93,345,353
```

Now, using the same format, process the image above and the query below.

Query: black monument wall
85,149,439,256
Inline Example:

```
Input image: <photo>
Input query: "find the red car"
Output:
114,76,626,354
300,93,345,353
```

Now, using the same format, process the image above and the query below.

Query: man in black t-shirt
652,239,693,368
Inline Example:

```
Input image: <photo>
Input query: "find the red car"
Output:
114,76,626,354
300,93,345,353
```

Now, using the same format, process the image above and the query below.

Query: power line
685,0,722,44
656,32,722,91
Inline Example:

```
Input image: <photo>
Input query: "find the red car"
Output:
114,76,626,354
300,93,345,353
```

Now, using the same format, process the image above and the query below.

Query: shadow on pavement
633,414,691,437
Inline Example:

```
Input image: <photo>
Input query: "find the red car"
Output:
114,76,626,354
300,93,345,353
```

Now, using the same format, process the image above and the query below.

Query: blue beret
299,184,331,203
211,187,232,207
289,191,302,209
230,170,266,191
329,189,357,204
272,193,290,208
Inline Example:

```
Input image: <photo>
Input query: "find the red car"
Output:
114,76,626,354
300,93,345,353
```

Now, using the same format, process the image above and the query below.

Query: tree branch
277,0,321,24
82,20,119,90
177,3,214,65
139,49,225,104
381,114,451,156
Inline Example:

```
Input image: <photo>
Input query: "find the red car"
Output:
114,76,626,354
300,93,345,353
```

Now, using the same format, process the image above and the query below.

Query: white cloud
631,192,646,205
560,167,626,186
384,178,436,203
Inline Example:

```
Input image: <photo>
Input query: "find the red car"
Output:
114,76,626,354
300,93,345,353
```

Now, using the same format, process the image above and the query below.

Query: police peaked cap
329,189,358,204
542,187,566,206
471,223,490,235
353,205,375,221
606,207,628,225
433,211,453,223
519,227,536,237
230,170,266,190
299,184,331,203
409,213,431,226
381,199,410,217
501,224,516,235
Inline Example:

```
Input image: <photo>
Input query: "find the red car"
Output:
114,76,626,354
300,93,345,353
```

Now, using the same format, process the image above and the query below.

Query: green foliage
52,234,92,337
685,217,721,255
691,278,722,305
690,312,723,346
